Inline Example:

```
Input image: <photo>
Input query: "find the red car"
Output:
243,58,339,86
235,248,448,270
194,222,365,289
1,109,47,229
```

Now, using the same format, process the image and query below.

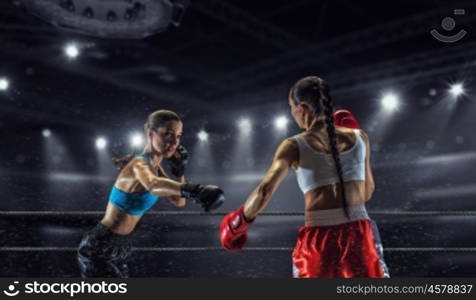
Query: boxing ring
2,210,476,277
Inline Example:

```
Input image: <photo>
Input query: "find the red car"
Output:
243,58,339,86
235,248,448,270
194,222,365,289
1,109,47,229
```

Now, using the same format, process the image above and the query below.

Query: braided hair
290,76,349,219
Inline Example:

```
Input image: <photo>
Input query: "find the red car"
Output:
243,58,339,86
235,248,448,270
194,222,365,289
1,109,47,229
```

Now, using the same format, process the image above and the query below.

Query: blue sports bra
108,153,160,216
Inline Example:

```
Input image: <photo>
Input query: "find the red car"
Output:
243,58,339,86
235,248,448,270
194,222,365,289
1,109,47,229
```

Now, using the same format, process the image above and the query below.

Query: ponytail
321,91,350,219
290,76,349,219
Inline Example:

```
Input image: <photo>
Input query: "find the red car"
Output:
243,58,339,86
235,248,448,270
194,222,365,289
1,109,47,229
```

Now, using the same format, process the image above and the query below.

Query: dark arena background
0,0,475,278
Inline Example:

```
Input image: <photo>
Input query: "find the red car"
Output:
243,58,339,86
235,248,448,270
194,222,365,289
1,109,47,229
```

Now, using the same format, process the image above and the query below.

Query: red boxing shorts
292,205,389,278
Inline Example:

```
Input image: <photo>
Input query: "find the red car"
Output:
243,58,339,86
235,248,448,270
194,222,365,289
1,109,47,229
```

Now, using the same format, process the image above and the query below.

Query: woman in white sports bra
219,76,389,278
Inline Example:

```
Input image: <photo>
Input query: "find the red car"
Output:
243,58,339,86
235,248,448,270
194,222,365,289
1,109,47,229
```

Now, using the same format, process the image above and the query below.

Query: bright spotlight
238,118,252,134
42,129,51,138
130,133,143,147
381,93,399,111
449,83,465,98
64,43,80,58
0,78,9,91
198,130,208,142
274,115,289,130
95,137,107,150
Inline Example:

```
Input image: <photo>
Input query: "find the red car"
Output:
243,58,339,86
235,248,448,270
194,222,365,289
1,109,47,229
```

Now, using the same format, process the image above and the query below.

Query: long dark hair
290,76,349,218
112,109,181,170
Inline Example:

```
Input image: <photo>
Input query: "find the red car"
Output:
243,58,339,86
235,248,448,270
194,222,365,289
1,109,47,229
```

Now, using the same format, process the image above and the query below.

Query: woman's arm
133,158,223,211
361,130,375,201
166,175,186,207
155,164,186,207
243,138,298,220
164,145,189,207
132,158,184,198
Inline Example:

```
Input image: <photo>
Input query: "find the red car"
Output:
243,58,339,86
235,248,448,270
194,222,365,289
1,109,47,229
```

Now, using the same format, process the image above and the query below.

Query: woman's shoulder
335,125,357,134
335,126,369,140
288,132,307,142
283,136,300,148
273,137,299,162
117,156,150,177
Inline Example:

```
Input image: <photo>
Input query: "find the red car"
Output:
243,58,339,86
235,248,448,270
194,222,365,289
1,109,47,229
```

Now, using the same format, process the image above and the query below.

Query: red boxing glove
333,109,361,129
220,206,253,251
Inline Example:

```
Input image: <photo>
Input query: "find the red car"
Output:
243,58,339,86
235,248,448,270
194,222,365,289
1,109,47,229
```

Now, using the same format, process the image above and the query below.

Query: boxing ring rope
1,247,476,252
2,210,475,253
2,210,476,216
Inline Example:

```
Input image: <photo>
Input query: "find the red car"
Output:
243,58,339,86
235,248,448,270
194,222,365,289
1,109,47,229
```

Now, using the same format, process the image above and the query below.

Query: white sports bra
293,130,366,194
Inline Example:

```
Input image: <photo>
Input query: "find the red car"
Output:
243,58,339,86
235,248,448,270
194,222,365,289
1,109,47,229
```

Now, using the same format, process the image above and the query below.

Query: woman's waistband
88,223,131,245
304,205,369,226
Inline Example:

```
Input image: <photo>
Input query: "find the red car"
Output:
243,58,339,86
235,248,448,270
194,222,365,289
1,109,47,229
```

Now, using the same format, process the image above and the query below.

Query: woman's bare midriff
100,160,148,235
100,202,142,235
304,180,368,212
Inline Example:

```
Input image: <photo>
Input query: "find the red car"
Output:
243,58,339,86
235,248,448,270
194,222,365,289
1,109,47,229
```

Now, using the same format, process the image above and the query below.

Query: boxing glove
180,183,225,212
166,145,189,178
333,109,360,129
220,206,254,251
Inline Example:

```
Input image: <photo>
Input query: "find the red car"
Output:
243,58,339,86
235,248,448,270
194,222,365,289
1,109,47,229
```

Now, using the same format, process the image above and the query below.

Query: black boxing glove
167,145,189,178
180,183,225,212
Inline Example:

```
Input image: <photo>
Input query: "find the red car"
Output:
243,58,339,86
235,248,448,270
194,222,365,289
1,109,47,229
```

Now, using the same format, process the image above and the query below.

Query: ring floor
1,215,476,277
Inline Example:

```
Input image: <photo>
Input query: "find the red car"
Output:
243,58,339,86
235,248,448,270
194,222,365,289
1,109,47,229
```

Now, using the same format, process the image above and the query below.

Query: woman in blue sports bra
77,109,225,278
